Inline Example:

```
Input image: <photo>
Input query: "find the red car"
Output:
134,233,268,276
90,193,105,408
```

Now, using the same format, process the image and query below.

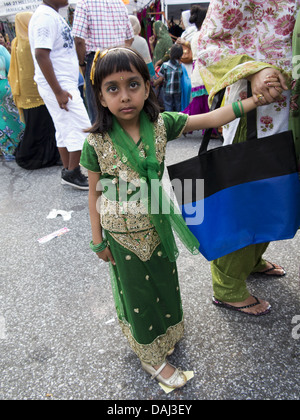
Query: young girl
79,47,273,389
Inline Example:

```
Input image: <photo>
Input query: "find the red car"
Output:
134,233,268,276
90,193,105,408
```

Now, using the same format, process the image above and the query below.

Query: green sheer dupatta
109,111,199,262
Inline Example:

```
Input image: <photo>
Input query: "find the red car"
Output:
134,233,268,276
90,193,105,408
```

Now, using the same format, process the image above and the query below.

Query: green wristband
89,239,108,253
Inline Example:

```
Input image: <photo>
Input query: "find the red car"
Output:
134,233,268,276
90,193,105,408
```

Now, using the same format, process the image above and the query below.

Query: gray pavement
0,131,299,401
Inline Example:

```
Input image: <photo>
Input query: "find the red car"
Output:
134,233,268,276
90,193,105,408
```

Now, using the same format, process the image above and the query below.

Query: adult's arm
34,48,72,110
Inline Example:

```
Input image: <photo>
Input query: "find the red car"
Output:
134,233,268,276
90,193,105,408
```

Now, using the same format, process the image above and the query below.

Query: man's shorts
38,85,91,152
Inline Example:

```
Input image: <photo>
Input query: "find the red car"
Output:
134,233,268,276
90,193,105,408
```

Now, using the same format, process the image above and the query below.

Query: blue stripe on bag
180,173,300,261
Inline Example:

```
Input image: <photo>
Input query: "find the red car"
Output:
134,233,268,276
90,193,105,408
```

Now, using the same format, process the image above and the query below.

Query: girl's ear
99,92,107,108
145,80,150,100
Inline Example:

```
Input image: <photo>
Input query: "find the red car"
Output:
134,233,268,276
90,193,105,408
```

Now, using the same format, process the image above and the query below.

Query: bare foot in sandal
258,261,286,277
213,295,271,316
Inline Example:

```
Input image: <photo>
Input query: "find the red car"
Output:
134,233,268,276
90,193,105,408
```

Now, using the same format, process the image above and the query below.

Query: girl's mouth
120,107,135,113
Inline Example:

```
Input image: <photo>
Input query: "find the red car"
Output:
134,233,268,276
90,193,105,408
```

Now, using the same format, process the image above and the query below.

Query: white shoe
141,360,187,388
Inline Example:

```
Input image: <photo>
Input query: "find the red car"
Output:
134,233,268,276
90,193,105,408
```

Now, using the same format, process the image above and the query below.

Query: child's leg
163,93,173,111
174,93,182,112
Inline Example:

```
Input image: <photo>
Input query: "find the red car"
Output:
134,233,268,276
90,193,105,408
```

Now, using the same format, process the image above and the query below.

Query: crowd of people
1,0,299,391
0,2,208,170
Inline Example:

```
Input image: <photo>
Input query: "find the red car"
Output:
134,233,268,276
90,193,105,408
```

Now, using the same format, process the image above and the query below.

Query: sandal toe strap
237,296,260,310
151,360,167,380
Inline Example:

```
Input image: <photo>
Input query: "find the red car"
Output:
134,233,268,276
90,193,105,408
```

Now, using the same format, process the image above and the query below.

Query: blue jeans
163,93,181,112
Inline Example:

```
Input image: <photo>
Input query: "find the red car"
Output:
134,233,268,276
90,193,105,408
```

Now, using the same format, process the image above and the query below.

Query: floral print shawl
289,9,300,160
196,0,300,144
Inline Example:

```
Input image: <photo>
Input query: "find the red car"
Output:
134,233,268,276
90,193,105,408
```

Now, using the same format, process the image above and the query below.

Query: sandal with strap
212,295,271,316
141,360,187,388
258,261,286,277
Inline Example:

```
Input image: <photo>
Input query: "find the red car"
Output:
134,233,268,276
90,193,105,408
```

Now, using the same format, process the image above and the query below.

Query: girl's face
99,65,150,128
0,34,5,46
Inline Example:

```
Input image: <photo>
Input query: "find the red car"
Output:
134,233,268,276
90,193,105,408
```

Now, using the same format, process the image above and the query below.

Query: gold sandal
141,360,187,388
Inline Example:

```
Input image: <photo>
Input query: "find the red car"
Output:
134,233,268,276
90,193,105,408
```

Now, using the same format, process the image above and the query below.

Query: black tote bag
167,90,300,261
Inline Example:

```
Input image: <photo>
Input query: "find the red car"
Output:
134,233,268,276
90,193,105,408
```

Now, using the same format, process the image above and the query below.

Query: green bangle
238,99,245,116
89,239,108,253
232,101,242,118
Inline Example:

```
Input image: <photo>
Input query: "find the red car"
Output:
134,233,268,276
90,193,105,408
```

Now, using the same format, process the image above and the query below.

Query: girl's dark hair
87,47,160,134
170,44,183,64
189,5,207,30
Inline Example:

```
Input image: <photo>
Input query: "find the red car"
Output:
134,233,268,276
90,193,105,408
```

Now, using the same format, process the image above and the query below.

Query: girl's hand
96,247,116,265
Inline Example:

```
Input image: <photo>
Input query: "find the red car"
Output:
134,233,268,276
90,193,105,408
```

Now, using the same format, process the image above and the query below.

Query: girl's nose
120,89,130,102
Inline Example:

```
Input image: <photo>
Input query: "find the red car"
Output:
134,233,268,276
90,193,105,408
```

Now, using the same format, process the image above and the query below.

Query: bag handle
199,89,225,155
199,83,257,155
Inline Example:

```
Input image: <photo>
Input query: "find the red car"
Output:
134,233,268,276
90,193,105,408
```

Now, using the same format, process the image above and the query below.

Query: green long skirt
106,231,184,365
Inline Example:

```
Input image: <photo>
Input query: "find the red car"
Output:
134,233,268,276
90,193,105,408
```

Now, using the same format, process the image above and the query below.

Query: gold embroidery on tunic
109,228,161,261
100,195,153,233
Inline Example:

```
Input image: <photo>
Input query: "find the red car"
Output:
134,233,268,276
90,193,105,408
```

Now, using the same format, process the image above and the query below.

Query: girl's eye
130,81,140,89
107,86,118,93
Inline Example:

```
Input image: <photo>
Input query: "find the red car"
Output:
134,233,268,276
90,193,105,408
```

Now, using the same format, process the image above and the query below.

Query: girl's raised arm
184,97,257,134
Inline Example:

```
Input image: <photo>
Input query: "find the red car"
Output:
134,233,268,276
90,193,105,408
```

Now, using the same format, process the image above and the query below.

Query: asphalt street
0,131,299,401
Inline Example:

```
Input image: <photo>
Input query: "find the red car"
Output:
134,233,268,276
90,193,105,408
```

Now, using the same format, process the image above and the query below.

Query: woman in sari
196,0,299,315
0,44,24,160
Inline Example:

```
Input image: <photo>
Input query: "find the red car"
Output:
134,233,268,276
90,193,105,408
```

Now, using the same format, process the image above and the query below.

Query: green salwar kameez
80,112,189,365
211,243,269,303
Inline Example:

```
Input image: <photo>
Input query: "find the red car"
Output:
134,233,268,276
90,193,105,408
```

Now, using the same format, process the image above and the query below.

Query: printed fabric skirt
0,78,24,160
106,230,184,365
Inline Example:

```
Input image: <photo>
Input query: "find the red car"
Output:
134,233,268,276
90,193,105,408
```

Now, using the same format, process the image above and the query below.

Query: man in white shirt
28,0,91,190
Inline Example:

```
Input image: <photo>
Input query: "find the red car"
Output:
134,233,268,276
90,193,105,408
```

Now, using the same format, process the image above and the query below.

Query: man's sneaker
61,166,89,190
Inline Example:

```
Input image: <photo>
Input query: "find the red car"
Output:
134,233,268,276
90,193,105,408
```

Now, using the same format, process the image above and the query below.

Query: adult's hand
248,68,288,105
149,35,155,45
